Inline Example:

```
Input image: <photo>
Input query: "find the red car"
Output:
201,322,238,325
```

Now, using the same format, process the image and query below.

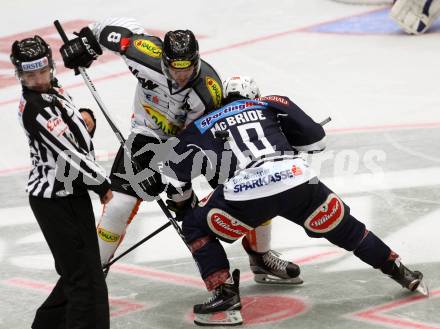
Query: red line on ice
349,289,440,329
110,263,205,289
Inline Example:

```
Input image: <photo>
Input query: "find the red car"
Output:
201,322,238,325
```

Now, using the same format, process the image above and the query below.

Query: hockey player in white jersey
59,18,300,284
60,17,221,264
391,0,440,34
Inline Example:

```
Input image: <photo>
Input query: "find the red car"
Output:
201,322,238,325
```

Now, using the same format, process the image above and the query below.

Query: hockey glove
60,27,103,69
166,192,198,221
141,170,166,198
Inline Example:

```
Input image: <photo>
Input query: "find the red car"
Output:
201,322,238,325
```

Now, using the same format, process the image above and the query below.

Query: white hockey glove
391,0,440,34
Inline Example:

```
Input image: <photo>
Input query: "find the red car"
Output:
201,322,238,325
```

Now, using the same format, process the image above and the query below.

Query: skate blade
194,310,243,326
415,280,430,297
254,274,304,285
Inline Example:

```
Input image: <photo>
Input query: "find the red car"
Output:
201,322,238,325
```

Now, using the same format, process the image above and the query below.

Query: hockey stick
102,221,171,275
320,117,331,126
54,19,191,266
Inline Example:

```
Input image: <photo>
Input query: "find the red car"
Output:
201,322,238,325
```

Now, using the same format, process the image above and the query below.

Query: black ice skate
193,269,243,326
242,238,303,284
381,257,429,296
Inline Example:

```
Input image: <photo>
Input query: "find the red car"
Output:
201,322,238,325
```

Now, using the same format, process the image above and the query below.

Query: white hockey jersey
89,18,223,140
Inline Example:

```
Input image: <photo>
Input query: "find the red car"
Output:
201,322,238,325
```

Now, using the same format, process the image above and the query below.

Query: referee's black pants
29,193,109,329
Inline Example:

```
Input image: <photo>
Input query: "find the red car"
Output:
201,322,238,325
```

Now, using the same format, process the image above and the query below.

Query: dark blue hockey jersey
162,95,326,201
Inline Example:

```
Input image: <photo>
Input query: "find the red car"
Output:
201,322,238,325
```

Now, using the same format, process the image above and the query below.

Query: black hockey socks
353,230,391,268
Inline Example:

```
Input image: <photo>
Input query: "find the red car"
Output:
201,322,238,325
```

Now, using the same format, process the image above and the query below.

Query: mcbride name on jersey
163,95,326,201
89,18,223,139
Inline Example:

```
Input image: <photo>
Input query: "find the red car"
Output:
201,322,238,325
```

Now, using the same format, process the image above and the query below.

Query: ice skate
193,269,243,326
242,238,303,284
382,257,429,296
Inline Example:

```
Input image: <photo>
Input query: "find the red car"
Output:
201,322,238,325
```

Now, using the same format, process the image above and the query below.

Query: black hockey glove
141,170,166,198
60,27,102,70
166,192,198,221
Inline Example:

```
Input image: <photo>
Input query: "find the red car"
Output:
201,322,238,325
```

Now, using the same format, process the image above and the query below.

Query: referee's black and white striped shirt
18,81,110,198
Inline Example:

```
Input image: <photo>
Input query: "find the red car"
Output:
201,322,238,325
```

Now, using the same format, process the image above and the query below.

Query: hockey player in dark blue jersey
155,76,428,326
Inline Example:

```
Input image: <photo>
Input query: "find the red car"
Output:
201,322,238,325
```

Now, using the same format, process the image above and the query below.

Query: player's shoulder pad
124,34,163,70
192,59,223,110
99,25,135,52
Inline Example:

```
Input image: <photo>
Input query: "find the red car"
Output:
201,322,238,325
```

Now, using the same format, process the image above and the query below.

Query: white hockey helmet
222,76,260,103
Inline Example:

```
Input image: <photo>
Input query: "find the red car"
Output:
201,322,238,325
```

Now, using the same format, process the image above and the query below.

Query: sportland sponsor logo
304,193,345,233
195,100,267,133
134,39,162,58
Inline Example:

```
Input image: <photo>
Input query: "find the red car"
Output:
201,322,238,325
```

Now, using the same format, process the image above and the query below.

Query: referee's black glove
142,171,166,198
60,27,102,70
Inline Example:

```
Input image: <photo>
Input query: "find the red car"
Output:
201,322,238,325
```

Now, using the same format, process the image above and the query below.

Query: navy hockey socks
353,231,391,268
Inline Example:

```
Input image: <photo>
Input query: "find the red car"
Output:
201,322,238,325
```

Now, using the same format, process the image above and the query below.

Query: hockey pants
183,180,392,289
